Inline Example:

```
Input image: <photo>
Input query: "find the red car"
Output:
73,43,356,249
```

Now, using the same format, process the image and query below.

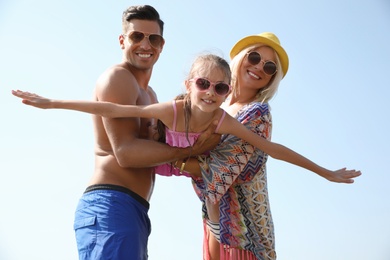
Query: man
73,5,217,259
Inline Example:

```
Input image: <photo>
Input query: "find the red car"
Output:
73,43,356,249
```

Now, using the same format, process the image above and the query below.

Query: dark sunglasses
123,31,164,49
190,77,231,96
246,51,277,76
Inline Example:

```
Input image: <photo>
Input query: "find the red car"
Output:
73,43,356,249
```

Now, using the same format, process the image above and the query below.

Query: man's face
120,19,165,70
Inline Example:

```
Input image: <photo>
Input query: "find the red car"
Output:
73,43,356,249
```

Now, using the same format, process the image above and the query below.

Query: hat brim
230,35,289,77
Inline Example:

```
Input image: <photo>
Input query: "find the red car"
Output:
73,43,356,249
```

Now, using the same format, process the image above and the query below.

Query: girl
12,54,357,182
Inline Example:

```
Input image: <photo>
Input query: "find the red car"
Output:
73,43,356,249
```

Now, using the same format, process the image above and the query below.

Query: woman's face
238,46,277,92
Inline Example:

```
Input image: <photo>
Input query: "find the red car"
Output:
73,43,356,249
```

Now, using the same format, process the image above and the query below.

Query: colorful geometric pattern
193,102,277,260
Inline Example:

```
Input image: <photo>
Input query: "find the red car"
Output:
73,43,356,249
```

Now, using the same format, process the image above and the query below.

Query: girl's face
186,68,230,113
239,46,277,92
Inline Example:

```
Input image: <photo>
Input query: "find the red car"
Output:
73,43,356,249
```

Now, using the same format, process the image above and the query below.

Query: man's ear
159,41,165,53
119,34,125,49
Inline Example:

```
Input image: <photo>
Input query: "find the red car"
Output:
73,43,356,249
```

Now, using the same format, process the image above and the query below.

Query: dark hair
122,5,164,35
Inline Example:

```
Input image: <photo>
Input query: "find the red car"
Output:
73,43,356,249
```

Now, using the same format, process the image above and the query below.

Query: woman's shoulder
240,102,270,116
238,102,272,128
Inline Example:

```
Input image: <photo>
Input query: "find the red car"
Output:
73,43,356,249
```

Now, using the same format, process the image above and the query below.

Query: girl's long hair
156,54,231,144
156,94,188,143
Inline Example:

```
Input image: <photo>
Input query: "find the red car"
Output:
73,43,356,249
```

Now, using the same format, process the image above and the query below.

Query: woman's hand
322,168,362,183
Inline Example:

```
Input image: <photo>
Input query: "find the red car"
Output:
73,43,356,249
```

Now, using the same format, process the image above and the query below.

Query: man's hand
191,120,221,156
148,123,159,141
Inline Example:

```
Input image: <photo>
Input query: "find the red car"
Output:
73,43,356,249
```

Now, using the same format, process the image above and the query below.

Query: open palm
12,90,53,109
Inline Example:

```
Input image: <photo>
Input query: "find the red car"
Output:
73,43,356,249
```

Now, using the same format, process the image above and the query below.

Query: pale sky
1,0,389,259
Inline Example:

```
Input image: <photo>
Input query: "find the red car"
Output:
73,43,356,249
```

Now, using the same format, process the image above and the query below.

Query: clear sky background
1,0,389,259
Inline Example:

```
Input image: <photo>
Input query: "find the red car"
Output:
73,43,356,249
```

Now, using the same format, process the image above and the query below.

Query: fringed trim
203,218,257,260
220,244,257,260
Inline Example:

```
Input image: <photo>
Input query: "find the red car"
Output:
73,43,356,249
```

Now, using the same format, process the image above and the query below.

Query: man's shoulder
101,63,133,78
97,63,135,87
95,63,138,100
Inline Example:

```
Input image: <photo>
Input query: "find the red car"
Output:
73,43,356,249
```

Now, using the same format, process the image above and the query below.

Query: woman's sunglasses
246,51,277,76
123,31,165,49
190,77,231,96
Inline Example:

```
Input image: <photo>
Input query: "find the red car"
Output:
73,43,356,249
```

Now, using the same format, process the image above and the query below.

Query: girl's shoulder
170,99,186,109
215,108,228,126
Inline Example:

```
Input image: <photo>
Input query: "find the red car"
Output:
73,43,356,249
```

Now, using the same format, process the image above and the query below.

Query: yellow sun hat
230,32,289,77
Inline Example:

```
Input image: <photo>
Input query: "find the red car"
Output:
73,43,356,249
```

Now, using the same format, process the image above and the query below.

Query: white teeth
138,53,151,58
248,71,259,79
202,99,213,104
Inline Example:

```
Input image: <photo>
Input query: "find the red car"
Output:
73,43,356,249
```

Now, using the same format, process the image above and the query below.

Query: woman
184,32,360,260
195,32,287,260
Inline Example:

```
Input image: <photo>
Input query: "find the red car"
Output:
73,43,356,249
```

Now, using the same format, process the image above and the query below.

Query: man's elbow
114,147,153,168
114,147,134,168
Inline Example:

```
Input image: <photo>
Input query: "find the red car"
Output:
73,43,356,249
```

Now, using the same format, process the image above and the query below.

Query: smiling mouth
248,70,260,79
202,99,214,104
138,53,152,58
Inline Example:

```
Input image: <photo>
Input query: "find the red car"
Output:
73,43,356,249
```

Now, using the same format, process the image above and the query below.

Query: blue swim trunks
74,184,151,260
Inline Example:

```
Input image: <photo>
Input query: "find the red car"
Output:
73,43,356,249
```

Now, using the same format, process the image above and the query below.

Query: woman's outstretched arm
221,113,362,183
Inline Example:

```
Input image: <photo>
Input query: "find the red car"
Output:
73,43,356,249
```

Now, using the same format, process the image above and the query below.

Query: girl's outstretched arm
220,114,362,183
12,89,170,120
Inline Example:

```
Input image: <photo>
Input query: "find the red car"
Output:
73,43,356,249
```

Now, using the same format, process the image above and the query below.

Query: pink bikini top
154,100,226,177
165,100,226,148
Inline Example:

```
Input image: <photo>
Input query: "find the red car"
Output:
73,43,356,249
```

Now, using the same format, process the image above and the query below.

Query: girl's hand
12,90,53,109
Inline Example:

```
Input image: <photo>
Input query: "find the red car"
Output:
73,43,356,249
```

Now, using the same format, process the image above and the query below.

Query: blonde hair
230,44,283,104
156,54,231,144
187,54,231,82
183,54,231,139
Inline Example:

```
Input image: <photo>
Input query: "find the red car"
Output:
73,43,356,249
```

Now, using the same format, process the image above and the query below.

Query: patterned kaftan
192,102,276,260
